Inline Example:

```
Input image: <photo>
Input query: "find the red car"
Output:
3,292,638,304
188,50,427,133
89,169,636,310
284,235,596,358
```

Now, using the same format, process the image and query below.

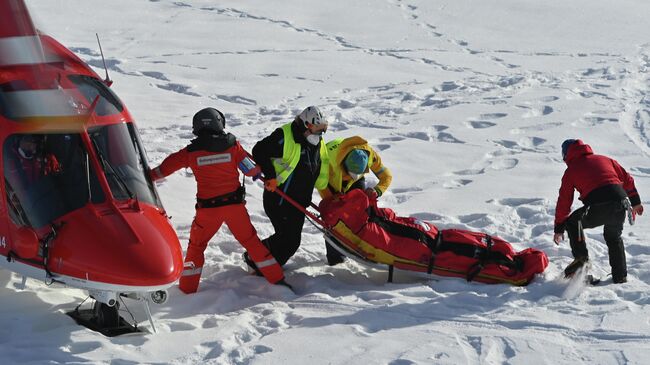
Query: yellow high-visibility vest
271,123,329,189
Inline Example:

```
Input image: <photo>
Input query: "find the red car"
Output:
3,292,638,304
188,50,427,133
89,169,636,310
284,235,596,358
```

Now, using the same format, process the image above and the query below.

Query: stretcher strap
367,208,437,249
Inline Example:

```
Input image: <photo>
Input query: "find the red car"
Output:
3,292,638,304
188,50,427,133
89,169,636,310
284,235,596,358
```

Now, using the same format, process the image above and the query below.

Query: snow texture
3,0,650,364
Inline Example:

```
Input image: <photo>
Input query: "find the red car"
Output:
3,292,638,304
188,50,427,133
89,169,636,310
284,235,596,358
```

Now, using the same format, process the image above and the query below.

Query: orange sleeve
151,148,189,180
233,141,248,164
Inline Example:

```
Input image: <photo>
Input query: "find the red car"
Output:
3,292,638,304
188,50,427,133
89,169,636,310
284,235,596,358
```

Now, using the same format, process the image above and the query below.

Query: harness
195,186,245,209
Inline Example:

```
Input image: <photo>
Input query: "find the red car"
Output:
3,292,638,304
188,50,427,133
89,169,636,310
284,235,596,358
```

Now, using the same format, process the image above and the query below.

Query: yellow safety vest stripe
271,123,329,189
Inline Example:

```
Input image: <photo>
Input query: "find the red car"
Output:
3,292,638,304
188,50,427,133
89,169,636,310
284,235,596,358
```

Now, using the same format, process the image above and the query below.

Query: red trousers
179,203,283,293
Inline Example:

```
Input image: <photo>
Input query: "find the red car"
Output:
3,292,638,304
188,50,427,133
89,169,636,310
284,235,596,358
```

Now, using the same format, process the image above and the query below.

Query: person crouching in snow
150,107,287,293
553,139,643,283
318,136,392,265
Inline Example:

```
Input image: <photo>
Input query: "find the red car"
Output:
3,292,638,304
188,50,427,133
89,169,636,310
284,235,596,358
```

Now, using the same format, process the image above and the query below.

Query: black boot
564,256,589,278
325,241,345,266
243,252,263,277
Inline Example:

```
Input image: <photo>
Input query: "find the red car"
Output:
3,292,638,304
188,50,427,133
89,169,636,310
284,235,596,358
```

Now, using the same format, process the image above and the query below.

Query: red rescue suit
554,140,640,231
151,133,284,293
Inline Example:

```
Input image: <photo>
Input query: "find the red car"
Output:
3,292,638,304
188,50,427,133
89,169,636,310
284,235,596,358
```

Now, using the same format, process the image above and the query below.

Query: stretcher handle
261,178,328,228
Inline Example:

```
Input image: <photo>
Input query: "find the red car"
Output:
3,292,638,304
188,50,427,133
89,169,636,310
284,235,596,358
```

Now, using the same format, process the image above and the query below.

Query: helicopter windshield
3,133,105,229
67,74,123,116
0,74,123,121
88,123,162,208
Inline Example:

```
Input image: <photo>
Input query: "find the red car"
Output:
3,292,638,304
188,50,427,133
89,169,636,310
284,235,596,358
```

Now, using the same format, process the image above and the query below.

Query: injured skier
319,189,548,285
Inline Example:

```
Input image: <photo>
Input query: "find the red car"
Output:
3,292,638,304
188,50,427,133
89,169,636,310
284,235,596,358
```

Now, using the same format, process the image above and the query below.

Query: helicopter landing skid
67,300,143,337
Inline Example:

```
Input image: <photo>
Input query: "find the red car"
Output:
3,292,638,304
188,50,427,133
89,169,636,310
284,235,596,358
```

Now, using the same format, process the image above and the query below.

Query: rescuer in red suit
7,134,60,186
150,108,287,293
553,139,644,283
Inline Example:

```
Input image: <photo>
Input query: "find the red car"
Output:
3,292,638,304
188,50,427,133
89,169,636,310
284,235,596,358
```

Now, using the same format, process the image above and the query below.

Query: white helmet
297,106,327,132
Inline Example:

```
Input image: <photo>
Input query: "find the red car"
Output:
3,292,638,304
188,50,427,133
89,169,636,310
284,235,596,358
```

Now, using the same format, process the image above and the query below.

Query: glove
264,178,278,192
364,188,378,200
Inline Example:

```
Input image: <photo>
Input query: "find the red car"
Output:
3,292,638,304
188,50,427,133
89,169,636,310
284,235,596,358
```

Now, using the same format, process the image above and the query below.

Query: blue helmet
561,139,577,160
344,149,369,175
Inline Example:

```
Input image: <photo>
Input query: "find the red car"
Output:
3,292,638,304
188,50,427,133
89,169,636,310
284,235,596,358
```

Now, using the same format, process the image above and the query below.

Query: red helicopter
0,0,183,335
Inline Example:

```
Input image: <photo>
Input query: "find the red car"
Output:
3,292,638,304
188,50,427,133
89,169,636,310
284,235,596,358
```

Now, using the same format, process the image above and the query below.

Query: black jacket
252,122,322,207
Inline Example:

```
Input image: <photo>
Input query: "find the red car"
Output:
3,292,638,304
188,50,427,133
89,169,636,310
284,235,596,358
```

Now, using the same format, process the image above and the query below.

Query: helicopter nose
117,210,184,285
52,207,184,288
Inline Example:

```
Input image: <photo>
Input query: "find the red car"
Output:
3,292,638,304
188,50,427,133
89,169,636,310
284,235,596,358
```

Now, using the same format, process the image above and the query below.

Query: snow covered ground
3,0,650,363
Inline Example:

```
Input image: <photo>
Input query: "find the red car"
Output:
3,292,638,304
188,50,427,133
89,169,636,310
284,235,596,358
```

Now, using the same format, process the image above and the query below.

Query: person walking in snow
243,106,329,271
318,136,392,265
553,139,643,283
150,107,286,293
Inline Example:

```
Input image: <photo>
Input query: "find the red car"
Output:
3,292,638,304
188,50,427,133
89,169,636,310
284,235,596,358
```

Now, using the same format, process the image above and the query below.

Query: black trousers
565,200,627,279
263,192,307,266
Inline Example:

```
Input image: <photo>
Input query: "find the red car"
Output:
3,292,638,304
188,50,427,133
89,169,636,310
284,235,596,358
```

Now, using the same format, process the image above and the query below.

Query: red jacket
7,149,60,186
151,134,260,200
555,140,639,230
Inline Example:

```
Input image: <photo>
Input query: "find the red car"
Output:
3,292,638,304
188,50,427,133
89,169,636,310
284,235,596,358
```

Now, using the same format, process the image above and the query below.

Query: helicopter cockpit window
3,133,105,228
0,85,87,121
89,123,162,208
67,75,123,116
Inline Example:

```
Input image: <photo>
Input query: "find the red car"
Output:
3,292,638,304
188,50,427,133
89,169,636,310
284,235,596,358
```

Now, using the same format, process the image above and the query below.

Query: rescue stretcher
274,188,548,285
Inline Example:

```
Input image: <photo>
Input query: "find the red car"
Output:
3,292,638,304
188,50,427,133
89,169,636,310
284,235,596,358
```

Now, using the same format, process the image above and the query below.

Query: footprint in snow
211,94,257,106
439,81,462,92
202,317,219,329
468,121,497,129
488,158,518,170
337,100,356,109
631,167,650,176
168,322,196,332
479,112,508,120
458,213,494,228
155,82,200,97
141,71,170,81
443,179,472,189
522,105,554,118
411,212,446,222
453,168,485,176
494,137,547,151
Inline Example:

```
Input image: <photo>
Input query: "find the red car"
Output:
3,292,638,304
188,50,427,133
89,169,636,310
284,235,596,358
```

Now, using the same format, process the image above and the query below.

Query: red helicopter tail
0,0,48,68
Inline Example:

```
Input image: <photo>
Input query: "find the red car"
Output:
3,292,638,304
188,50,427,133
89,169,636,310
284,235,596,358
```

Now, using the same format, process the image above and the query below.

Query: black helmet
561,139,577,160
192,107,225,135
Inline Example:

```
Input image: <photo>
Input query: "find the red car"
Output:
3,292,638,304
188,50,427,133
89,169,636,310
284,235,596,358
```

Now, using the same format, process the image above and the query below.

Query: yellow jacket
318,136,392,199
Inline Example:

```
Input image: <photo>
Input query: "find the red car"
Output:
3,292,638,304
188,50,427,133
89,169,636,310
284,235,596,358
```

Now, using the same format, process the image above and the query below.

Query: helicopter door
2,133,105,230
